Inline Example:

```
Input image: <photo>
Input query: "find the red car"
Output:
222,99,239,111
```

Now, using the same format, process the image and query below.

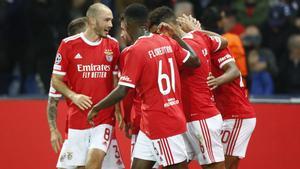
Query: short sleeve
192,31,221,52
52,41,69,76
167,36,191,68
118,48,144,88
48,84,62,98
208,35,222,52
211,48,235,69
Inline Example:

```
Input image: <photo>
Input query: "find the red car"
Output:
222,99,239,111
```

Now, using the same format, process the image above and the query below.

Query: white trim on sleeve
219,58,235,68
52,70,66,76
183,51,191,63
211,36,222,52
48,93,62,98
118,81,135,88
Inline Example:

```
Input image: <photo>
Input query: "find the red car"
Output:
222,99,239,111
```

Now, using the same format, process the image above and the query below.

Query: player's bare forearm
52,75,77,99
92,85,129,112
47,96,60,131
173,35,200,67
218,62,240,85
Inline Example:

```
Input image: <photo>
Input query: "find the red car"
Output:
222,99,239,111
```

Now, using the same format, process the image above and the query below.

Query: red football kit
210,48,256,119
118,33,190,139
52,33,120,129
181,30,222,121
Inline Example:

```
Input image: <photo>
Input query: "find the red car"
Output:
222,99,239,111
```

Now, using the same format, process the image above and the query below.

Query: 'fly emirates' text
77,64,110,78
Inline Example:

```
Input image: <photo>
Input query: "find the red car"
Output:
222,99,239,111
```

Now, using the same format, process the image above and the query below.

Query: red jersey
210,48,256,119
52,33,120,129
118,33,189,139
119,47,142,135
181,31,221,121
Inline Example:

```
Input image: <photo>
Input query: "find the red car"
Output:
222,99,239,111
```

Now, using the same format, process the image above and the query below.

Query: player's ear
87,16,96,26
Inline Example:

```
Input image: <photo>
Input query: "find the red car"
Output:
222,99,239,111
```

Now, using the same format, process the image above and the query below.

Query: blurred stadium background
0,0,299,169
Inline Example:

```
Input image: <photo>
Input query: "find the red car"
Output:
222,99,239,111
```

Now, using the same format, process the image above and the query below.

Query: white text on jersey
148,46,173,59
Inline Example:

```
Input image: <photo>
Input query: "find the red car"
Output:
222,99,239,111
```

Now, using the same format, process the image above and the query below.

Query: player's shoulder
131,34,155,51
62,33,81,44
107,35,119,43
105,35,119,47
121,45,133,55
213,47,233,60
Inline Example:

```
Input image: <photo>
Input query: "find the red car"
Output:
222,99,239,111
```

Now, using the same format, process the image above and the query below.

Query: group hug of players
47,2,256,169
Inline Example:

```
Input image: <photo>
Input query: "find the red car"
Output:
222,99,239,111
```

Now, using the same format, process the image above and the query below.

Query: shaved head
86,3,111,18
85,3,113,38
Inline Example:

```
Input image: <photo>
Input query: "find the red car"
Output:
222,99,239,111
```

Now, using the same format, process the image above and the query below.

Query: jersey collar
80,33,102,46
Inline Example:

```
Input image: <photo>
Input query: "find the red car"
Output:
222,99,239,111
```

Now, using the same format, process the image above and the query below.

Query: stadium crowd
0,0,300,96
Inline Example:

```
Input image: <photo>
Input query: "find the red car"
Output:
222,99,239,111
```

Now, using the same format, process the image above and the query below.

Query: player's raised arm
158,22,200,67
207,48,240,90
177,14,228,50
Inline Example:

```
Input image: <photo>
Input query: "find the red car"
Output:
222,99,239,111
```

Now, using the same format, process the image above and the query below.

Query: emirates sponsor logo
77,64,111,78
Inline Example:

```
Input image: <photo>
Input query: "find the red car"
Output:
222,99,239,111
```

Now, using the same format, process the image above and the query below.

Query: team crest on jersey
67,152,73,160
104,49,113,62
55,53,62,65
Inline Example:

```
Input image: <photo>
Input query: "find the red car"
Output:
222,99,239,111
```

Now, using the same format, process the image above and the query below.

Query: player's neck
132,27,150,42
83,29,101,42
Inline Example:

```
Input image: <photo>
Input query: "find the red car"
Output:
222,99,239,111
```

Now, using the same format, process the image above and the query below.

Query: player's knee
85,161,101,169
85,149,106,169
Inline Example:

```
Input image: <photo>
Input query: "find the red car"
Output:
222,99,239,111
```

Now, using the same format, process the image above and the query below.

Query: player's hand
87,107,98,125
115,110,125,129
177,14,202,33
157,22,177,37
70,94,93,111
124,123,132,139
207,73,219,90
50,129,63,153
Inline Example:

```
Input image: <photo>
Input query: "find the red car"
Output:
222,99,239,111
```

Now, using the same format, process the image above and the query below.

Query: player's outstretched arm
87,85,130,123
207,62,240,90
47,96,63,153
52,74,93,111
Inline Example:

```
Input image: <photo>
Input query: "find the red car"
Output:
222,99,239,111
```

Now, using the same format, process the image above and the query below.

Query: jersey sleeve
48,84,62,98
211,48,235,69
192,31,221,52
208,35,222,52
167,36,191,67
118,48,144,88
52,41,69,76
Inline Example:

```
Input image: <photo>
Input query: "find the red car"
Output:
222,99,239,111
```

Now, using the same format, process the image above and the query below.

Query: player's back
180,31,220,121
119,33,189,139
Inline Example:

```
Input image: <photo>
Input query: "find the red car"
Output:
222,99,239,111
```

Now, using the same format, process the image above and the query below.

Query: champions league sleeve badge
55,53,62,65
104,49,113,62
